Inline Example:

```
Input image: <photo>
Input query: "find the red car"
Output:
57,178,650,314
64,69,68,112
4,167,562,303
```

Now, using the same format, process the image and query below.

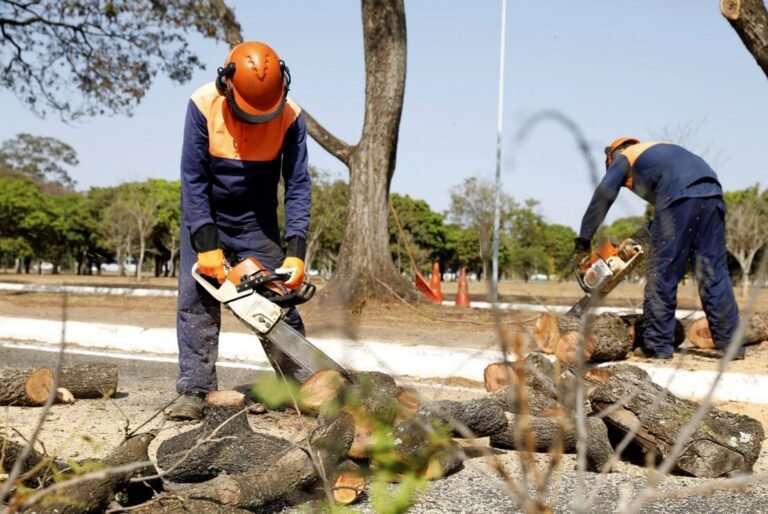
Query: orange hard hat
604,137,639,168
215,41,291,124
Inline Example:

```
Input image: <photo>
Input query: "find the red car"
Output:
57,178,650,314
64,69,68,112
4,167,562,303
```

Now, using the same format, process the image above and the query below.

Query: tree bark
0,367,53,406
164,412,354,511
554,313,633,364
721,0,768,78
156,402,291,483
490,414,614,473
58,363,118,399
421,397,507,438
308,0,411,306
488,352,562,415
589,364,765,477
688,312,768,349
31,432,155,514
1,436,65,488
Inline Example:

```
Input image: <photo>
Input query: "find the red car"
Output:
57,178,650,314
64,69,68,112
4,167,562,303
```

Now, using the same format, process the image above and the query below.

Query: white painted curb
0,316,764,404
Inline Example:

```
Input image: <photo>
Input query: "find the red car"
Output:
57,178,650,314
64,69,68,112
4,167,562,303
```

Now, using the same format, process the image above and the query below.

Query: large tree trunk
721,0,768,78
589,364,764,477
303,0,411,305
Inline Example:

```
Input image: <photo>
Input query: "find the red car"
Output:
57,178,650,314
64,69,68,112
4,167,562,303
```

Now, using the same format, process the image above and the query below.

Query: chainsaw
566,238,644,318
192,257,349,383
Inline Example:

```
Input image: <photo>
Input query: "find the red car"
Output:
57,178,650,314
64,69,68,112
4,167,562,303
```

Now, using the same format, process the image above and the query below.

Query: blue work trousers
642,196,740,357
176,225,304,394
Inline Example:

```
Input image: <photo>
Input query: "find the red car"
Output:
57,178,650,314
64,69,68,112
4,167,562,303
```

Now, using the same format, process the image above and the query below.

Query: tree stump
58,363,118,398
31,432,155,514
588,364,765,477
489,413,614,472
620,314,685,349
554,313,633,364
0,367,54,406
688,312,768,349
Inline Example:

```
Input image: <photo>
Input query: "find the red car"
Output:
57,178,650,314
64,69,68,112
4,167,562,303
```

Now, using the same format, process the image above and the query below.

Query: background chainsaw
566,239,644,318
192,257,349,383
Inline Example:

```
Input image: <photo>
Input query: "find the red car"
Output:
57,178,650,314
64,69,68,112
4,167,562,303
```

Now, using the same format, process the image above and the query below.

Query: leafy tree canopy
0,0,241,118
0,133,78,188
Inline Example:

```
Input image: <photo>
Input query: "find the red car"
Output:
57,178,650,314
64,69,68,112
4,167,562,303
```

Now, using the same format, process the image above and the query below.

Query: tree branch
209,0,242,47
302,108,354,167
721,0,768,78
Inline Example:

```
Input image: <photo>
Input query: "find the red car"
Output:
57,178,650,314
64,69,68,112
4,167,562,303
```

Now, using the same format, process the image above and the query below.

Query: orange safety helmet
604,137,639,168
215,41,291,124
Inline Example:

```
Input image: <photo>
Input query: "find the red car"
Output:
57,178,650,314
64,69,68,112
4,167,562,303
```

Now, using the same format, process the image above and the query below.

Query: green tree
0,134,77,189
541,223,577,276
148,179,181,277
0,176,43,271
593,216,647,246
306,170,348,276
724,185,768,296
448,176,515,281
0,0,242,118
389,194,447,274
507,199,546,280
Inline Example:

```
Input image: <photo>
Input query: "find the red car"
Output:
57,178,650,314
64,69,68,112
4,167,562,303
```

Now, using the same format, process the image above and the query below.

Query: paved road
2,346,766,513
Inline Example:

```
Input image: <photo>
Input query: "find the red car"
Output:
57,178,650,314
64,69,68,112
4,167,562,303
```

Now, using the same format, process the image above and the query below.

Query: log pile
688,312,768,350
532,312,685,364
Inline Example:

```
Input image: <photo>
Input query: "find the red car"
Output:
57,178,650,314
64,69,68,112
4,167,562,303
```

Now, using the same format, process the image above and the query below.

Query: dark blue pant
642,196,740,357
176,225,304,394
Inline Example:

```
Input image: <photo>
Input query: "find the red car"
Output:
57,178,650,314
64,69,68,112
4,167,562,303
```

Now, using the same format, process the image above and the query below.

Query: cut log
299,369,345,416
421,397,507,438
483,362,515,393
165,412,354,511
532,313,561,353
30,432,155,514
346,371,399,425
720,0,768,79
0,367,53,406
488,352,561,415
589,364,765,477
329,460,366,505
688,312,768,349
620,314,685,349
394,386,420,425
132,498,252,513
490,414,613,473
1,436,66,488
555,313,633,364
205,390,245,408
156,401,291,483
55,388,75,404
388,413,464,480
58,363,118,399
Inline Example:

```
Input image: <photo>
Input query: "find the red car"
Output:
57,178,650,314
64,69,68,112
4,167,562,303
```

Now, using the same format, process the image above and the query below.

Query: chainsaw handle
191,263,250,303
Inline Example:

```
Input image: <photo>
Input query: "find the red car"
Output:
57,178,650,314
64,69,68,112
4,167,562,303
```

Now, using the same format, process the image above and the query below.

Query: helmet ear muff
279,60,291,97
215,62,236,95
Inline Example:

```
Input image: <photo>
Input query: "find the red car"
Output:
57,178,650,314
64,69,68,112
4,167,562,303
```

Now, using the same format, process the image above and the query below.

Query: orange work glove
276,256,305,290
197,249,226,284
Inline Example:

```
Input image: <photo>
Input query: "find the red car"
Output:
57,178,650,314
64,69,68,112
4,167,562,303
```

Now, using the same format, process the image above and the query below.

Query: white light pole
491,0,508,303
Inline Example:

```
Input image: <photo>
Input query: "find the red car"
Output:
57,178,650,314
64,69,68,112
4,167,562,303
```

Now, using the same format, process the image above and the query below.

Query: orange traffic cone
429,261,442,302
455,267,470,307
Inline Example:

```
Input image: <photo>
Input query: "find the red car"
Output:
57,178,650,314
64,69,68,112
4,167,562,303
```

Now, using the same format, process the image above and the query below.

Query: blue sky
1,1,766,231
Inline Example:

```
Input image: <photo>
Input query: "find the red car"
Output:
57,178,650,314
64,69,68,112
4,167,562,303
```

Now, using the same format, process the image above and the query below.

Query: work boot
166,391,206,421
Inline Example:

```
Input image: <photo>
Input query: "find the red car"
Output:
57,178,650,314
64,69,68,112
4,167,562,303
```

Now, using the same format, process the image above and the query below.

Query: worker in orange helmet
573,138,743,361
170,42,311,420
